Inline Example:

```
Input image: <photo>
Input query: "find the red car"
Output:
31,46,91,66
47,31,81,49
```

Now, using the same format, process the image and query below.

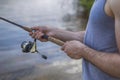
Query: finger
32,31,47,42
62,42,69,49
65,51,74,58
61,41,70,51
31,32,37,38
35,32,42,39
39,32,44,39
34,34,40,39
63,48,75,58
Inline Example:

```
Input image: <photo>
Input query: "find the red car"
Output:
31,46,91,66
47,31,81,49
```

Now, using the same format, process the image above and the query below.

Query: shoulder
109,0,120,6
109,0,120,17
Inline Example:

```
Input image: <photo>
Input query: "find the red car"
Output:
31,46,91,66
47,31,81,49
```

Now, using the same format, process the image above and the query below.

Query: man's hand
62,40,86,59
29,26,55,42
29,26,85,43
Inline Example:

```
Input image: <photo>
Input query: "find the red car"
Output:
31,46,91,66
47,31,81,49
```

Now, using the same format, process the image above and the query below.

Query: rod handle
42,35,64,46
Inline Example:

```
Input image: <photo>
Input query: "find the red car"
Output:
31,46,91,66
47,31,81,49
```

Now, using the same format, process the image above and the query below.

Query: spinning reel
21,38,47,60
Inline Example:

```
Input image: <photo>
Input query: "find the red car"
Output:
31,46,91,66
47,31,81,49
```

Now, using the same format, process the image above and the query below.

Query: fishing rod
0,17,64,46
0,17,65,59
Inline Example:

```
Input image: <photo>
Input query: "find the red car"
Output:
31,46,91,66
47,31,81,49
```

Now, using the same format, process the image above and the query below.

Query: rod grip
42,35,64,46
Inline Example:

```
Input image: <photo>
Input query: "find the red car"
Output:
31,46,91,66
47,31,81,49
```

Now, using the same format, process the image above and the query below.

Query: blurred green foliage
79,0,94,18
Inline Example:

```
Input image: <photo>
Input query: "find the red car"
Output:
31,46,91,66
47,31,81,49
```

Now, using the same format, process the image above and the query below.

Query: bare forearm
82,46,120,78
49,28,85,42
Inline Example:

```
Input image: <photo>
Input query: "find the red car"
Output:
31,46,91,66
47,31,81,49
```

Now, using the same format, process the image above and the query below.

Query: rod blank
0,17,32,32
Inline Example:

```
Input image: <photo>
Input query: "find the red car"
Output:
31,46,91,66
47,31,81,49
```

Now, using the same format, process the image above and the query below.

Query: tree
79,0,94,19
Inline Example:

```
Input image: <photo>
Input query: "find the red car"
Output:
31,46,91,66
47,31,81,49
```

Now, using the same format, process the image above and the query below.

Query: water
0,0,82,80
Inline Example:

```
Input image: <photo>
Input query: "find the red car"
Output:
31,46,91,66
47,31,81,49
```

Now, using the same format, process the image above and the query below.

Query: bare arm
50,28,85,42
81,46,120,78
30,26,85,42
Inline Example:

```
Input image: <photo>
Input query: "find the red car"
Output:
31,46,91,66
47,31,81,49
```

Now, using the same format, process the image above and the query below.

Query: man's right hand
29,26,54,42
